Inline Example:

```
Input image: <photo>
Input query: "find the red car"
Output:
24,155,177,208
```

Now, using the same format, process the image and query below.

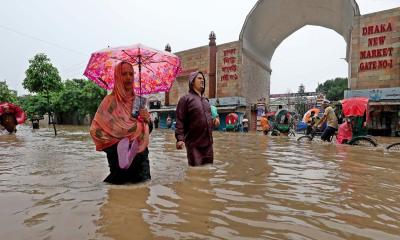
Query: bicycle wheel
297,135,313,142
348,136,377,147
386,142,400,151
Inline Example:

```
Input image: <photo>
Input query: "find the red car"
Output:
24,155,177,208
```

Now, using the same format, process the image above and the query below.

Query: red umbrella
0,102,26,124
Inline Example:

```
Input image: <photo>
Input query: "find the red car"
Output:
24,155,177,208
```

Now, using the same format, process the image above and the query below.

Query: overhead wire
0,24,88,56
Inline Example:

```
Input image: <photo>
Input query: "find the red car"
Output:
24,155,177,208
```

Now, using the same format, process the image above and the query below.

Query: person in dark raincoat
175,71,219,166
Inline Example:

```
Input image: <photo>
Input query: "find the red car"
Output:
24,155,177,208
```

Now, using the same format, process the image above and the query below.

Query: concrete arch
238,0,360,105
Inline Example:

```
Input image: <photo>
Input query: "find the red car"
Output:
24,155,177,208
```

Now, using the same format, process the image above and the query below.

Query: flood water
1,125,400,240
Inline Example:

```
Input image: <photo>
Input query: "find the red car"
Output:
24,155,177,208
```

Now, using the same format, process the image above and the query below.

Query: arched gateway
164,1,399,133
239,0,360,104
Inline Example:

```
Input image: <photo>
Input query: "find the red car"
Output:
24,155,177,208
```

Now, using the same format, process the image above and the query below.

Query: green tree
298,84,305,95
316,77,348,101
23,53,62,135
295,83,307,116
52,79,106,124
80,80,107,119
0,82,17,103
18,94,48,121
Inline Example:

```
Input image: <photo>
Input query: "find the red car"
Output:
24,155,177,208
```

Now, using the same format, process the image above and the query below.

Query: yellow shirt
324,106,338,129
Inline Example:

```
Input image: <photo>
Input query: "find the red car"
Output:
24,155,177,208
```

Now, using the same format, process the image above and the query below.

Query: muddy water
1,125,400,239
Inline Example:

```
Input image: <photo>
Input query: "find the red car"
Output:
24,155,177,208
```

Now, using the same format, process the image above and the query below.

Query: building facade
346,7,400,136
150,1,399,135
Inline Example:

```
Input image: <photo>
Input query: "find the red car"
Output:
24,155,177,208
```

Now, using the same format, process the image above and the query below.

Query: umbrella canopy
275,109,289,118
275,109,292,123
341,97,369,117
302,108,320,123
226,113,238,125
0,102,26,124
84,43,181,95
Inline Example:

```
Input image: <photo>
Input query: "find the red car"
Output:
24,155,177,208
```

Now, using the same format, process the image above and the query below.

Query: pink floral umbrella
83,43,181,95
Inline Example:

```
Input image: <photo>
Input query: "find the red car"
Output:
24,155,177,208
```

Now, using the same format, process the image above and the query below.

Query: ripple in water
1,125,400,239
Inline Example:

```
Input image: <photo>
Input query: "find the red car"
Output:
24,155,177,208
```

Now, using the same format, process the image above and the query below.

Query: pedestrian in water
175,71,219,166
260,113,270,135
166,115,172,128
0,113,17,134
90,61,152,184
154,116,159,129
0,103,24,134
242,114,249,132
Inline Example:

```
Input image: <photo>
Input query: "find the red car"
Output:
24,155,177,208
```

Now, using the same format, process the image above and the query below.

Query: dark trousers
321,126,336,142
186,144,213,167
103,144,151,184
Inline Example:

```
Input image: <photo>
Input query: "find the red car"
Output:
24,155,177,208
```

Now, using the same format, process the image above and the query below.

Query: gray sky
0,0,399,96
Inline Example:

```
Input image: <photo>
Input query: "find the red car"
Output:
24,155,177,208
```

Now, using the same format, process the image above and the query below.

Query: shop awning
149,107,176,112
217,106,247,113
369,101,400,106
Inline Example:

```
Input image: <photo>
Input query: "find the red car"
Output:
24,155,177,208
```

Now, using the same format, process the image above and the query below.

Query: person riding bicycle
317,100,338,142
306,111,317,135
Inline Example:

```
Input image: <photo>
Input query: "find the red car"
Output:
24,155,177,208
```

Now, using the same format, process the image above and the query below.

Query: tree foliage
18,94,48,121
0,82,17,103
295,83,307,116
52,79,106,123
23,53,62,94
18,79,106,123
298,84,305,95
316,77,348,101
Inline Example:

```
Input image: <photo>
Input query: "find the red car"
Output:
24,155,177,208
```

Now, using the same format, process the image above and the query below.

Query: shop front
345,87,400,136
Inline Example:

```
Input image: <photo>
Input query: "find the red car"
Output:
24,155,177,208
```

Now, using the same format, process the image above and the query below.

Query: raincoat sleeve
175,96,187,142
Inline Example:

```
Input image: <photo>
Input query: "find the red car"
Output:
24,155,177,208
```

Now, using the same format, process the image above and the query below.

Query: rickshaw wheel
386,143,400,151
297,135,313,142
348,136,377,147
288,129,296,137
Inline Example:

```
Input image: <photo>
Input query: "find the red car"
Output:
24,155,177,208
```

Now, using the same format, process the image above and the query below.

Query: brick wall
168,40,270,106
168,45,209,105
216,41,243,97
350,7,400,90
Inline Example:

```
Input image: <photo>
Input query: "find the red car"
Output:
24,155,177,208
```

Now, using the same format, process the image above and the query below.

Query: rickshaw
225,112,239,132
269,109,296,136
297,97,378,146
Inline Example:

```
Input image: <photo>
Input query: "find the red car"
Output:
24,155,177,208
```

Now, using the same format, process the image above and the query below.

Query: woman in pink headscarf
90,62,151,184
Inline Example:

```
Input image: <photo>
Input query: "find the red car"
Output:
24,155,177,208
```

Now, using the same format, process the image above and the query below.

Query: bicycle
297,126,378,147
297,126,335,142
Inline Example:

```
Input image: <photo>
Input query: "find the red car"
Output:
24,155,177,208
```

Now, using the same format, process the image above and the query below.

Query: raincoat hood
188,71,206,95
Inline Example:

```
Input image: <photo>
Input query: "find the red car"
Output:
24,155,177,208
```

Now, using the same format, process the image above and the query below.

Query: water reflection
1,125,400,239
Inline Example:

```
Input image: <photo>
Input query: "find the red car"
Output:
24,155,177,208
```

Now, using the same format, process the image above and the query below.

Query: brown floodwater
1,125,400,240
